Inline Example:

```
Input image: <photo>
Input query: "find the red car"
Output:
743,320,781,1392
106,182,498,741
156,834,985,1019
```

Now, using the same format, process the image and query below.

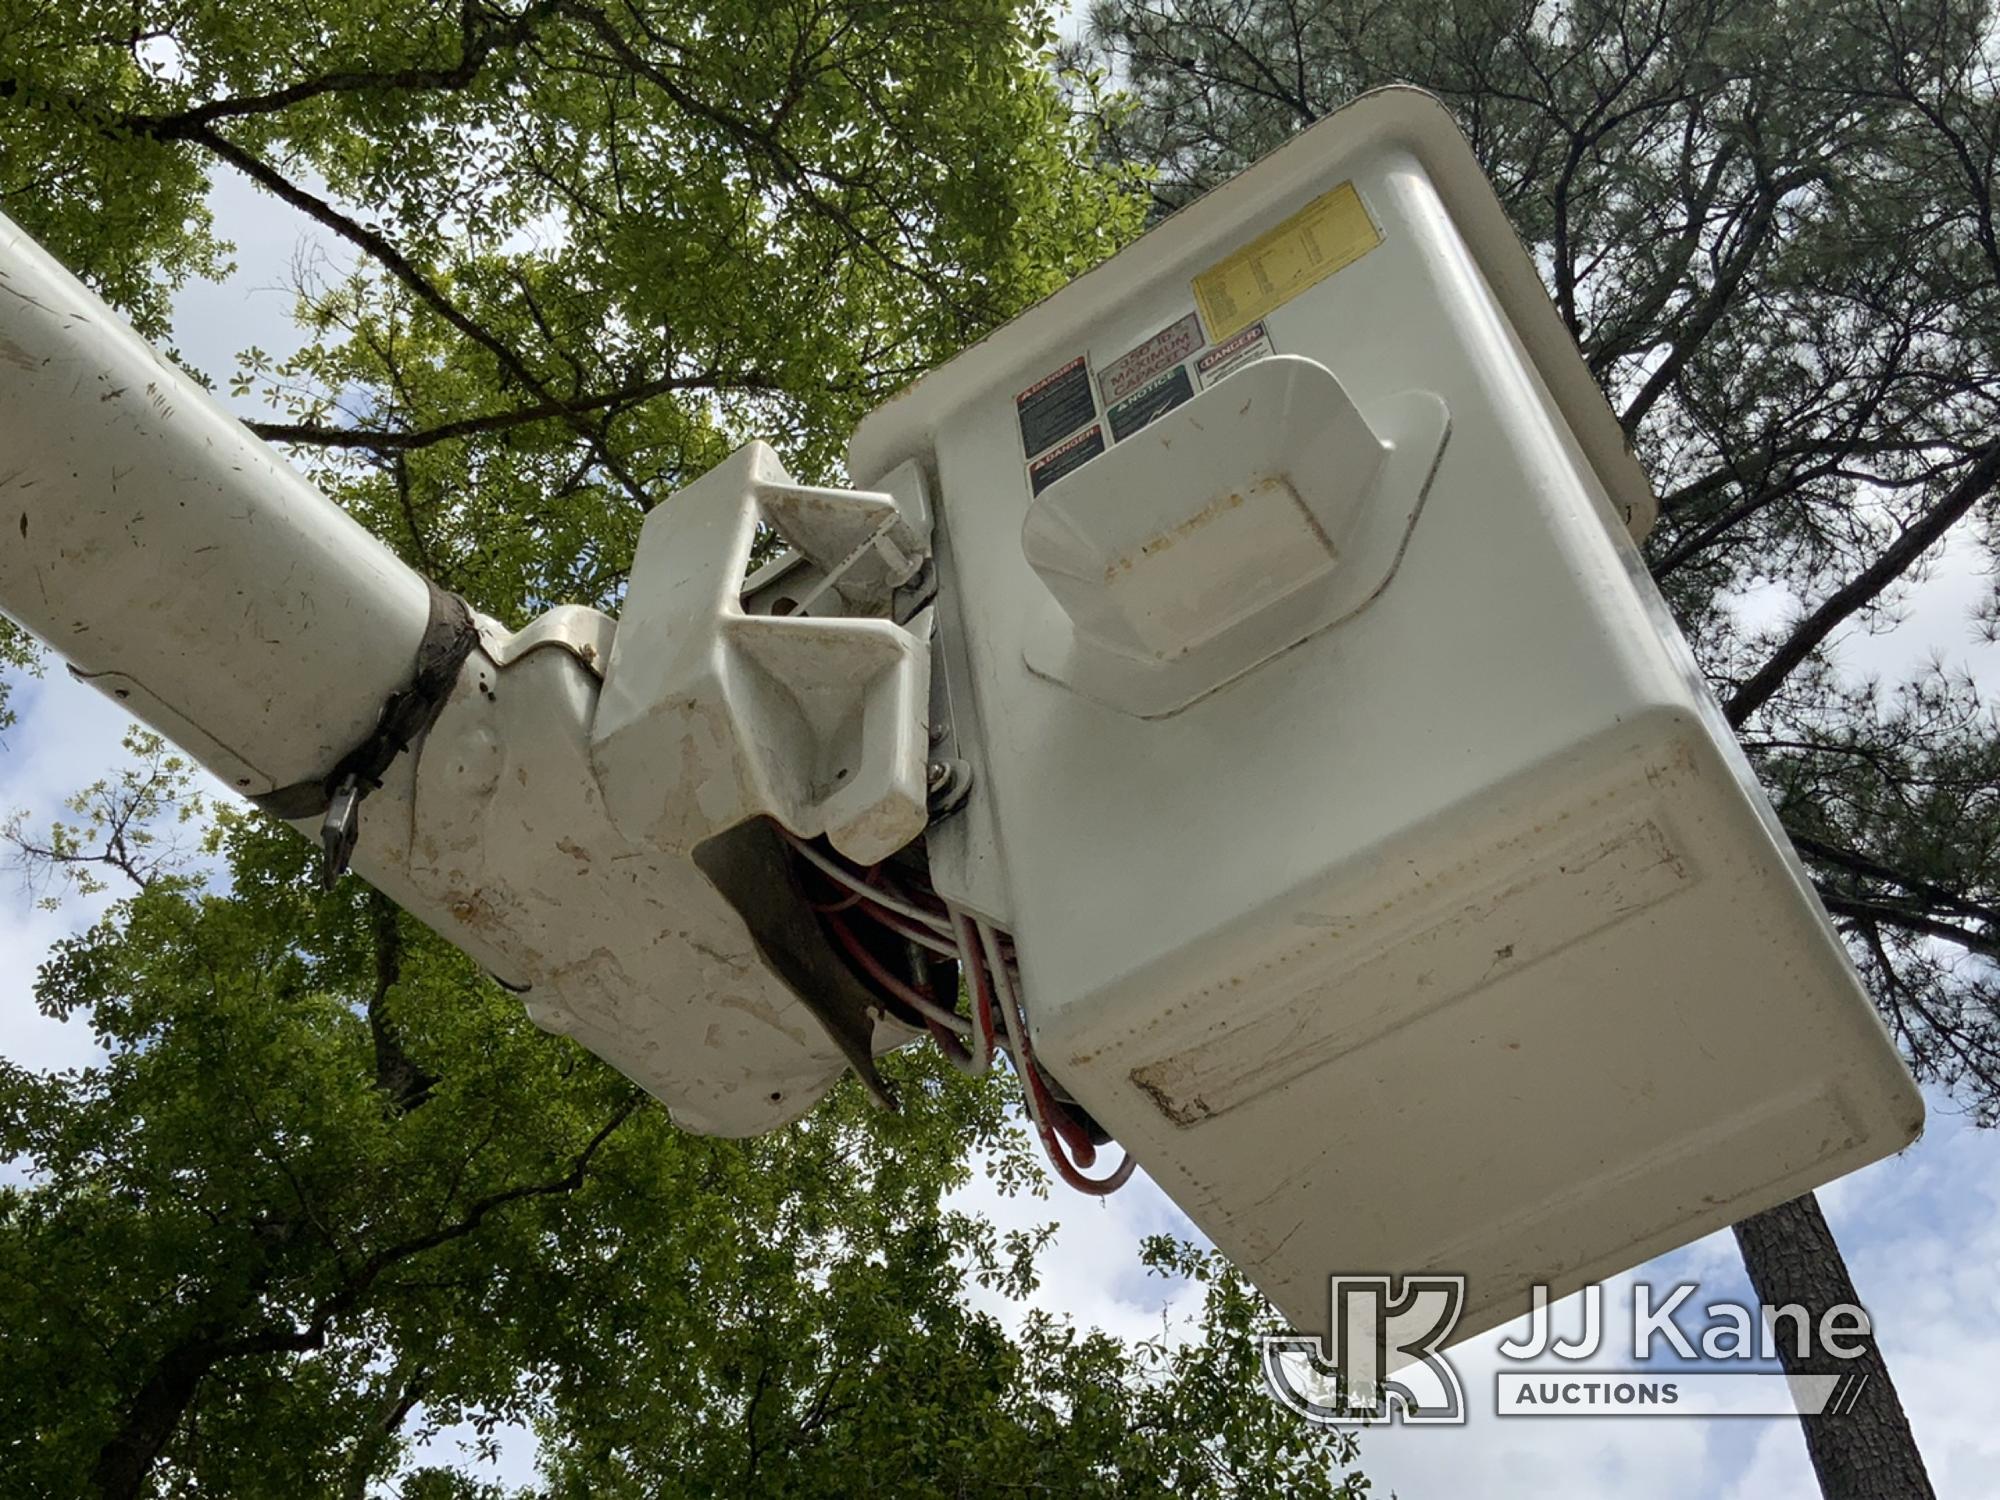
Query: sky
4,151,2000,1500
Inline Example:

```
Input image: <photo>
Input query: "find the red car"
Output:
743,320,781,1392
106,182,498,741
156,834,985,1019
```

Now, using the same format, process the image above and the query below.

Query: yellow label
1191,182,1382,339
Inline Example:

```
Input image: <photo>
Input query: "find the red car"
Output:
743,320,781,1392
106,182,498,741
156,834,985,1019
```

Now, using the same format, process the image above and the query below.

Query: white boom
0,218,434,798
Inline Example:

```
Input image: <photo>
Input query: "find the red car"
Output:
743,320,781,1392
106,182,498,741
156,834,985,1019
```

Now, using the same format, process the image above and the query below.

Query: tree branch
1724,439,2000,727
135,1,556,141
367,894,435,1113
88,1100,637,1499
1789,829,2000,929
161,123,656,507
1820,891,2000,961
244,367,782,452
214,1097,638,1361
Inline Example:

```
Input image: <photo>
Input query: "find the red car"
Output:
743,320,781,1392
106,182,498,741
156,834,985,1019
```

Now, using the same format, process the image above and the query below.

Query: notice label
1191,181,1381,339
1098,311,1204,406
1016,356,1096,459
1195,322,1276,389
1106,365,1195,442
1028,424,1105,496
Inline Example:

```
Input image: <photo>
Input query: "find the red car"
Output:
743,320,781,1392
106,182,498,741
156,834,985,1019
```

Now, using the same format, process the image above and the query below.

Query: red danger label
1016,356,1096,459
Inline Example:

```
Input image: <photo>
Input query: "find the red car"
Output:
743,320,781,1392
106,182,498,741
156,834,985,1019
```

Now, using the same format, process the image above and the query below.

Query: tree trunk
89,1337,218,1500
1732,1193,1935,1500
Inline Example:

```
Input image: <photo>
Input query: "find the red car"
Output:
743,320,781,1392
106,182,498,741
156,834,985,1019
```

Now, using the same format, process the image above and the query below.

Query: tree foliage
0,3,1367,1496
3,789,1351,1497
4,0,1140,619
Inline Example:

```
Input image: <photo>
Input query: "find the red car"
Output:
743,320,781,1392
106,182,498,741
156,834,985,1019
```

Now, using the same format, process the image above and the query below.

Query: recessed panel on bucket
849,87,1922,1341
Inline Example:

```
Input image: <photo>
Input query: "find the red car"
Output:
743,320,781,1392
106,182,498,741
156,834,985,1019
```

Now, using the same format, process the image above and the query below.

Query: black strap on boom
250,580,478,887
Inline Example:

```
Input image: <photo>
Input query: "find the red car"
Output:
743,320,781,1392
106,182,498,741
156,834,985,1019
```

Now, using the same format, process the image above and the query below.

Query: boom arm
0,211,935,1136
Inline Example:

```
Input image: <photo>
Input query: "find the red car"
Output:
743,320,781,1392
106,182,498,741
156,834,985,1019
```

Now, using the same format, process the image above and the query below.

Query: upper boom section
0,214,435,799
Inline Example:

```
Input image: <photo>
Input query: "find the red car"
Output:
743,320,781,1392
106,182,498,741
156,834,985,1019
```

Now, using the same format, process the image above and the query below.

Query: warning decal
1191,181,1381,339
1098,311,1204,407
1016,356,1096,459
1028,424,1105,496
1195,321,1275,389
1107,365,1195,442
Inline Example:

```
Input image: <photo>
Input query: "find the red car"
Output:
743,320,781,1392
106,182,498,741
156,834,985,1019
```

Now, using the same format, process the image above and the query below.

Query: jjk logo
1261,1274,1467,1425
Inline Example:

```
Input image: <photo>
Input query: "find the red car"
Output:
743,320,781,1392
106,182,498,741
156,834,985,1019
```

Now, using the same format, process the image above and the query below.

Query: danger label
1195,322,1275,388
1028,424,1105,496
1016,356,1096,459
